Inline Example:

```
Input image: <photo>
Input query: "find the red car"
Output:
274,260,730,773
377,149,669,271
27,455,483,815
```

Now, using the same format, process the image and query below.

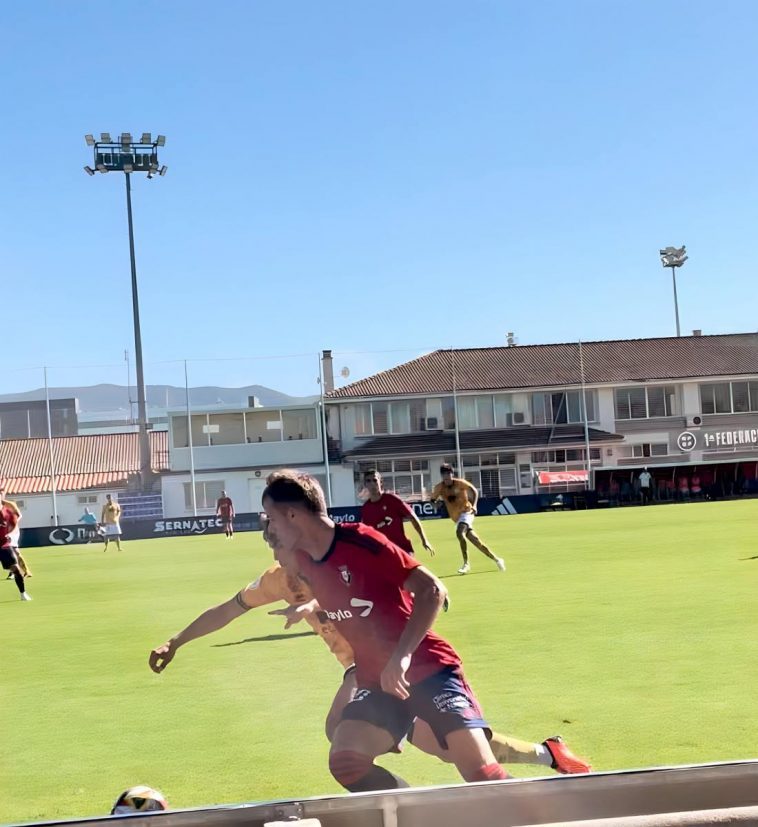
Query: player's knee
329,750,373,788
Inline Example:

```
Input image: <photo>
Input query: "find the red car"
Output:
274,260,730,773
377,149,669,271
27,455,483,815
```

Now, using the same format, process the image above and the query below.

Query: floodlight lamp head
84,134,95,146
156,135,166,146
141,132,152,144
159,165,167,176
100,132,111,142
123,163,134,173
96,163,107,173
83,165,95,176
120,132,132,145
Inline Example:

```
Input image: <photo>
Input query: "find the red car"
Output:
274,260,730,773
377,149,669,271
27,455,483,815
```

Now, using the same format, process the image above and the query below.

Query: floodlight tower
659,245,688,337
84,133,167,488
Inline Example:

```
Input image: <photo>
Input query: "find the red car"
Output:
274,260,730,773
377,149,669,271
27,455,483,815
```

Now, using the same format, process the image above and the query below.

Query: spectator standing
638,468,653,505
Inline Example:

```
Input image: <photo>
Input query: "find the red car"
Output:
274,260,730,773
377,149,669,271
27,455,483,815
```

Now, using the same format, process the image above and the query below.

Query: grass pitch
2,500,757,824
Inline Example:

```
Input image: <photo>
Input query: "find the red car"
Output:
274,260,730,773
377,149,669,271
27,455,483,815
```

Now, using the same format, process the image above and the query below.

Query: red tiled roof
327,333,758,399
0,431,168,495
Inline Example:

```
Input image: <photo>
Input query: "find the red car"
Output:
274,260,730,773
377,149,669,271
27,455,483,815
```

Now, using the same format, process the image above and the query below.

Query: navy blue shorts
0,545,18,570
340,665,490,750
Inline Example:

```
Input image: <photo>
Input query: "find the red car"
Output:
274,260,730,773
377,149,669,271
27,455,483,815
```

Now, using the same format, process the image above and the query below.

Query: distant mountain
0,384,315,412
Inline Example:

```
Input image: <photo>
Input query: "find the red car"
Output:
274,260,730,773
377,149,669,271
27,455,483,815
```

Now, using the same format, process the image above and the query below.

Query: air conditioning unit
686,415,703,428
425,417,439,430
512,412,525,424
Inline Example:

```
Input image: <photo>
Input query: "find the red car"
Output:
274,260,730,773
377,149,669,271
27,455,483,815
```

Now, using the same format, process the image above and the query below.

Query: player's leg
325,667,357,741
410,666,507,782
2,551,31,600
465,525,505,571
16,551,31,577
407,720,589,773
455,521,470,573
329,689,414,791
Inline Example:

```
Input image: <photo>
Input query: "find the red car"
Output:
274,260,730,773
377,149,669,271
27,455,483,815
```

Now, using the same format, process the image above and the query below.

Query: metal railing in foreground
13,761,758,827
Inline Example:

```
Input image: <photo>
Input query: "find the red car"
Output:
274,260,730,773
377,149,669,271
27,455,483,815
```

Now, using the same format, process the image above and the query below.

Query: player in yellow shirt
101,494,123,551
430,463,504,575
148,531,589,775
0,488,31,578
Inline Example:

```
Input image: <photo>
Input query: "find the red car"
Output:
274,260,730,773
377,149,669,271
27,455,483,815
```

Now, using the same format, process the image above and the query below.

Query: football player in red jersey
216,490,235,538
360,470,434,557
262,469,509,792
0,501,31,601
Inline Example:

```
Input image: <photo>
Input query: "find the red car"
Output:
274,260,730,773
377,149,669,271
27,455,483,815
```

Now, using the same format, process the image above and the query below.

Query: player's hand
149,642,176,674
423,541,435,557
381,654,412,699
268,600,317,629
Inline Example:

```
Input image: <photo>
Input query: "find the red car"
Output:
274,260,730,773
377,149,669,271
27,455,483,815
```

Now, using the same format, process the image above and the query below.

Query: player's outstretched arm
381,566,447,699
407,511,435,556
149,595,248,673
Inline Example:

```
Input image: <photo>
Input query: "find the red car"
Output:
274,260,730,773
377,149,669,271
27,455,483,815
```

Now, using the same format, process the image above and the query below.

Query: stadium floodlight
82,131,167,488
659,245,688,337
159,165,167,176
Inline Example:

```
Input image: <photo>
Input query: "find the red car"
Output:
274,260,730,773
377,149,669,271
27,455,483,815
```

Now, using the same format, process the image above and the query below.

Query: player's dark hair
440,463,454,474
363,469,380,480
263,470,327,515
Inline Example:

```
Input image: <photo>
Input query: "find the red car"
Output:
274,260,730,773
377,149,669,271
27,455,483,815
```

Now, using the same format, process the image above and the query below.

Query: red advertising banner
537,470,589,485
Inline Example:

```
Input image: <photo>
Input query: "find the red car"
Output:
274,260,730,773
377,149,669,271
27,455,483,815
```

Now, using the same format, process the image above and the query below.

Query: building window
356,460,429,499
615,386,677,420
245,411,282,443
208,413,245,446
533,390,596,425
282,409,316,440
700,381,758,415
531,448,600,465
77,494,98,504
633,443,668,457
183,480,224,510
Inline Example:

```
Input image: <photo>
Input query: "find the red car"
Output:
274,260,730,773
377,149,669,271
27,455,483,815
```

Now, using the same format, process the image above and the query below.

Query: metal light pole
659,245,688,337
84,132,167,488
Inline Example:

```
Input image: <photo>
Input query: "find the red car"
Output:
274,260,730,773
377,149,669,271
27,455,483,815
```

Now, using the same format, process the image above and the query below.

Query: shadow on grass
739,555,758,560
439,570,495,580
212,631,317,647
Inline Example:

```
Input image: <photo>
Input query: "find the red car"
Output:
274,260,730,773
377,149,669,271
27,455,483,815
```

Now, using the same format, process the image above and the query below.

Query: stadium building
324,332,758,503
3,332,757,530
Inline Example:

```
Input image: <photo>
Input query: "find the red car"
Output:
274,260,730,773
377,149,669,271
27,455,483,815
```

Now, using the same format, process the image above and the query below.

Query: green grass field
2,500,757,824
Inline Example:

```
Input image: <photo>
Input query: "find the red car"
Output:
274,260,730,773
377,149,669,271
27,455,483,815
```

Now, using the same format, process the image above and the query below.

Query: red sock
467,763,509,782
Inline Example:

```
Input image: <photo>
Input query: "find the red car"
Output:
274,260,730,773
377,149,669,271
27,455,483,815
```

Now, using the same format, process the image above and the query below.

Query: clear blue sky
2,1,757,398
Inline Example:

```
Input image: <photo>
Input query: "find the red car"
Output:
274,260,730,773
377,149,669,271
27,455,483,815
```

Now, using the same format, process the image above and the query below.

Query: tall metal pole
670,267,681,337
125,172,151,488
578,341,593,490
450,349,463,474
44,367,59,526
319,354,333,508
184,360,198,516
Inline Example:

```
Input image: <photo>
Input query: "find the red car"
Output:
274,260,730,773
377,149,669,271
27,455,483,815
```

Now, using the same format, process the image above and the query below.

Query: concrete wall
161,465,357,515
